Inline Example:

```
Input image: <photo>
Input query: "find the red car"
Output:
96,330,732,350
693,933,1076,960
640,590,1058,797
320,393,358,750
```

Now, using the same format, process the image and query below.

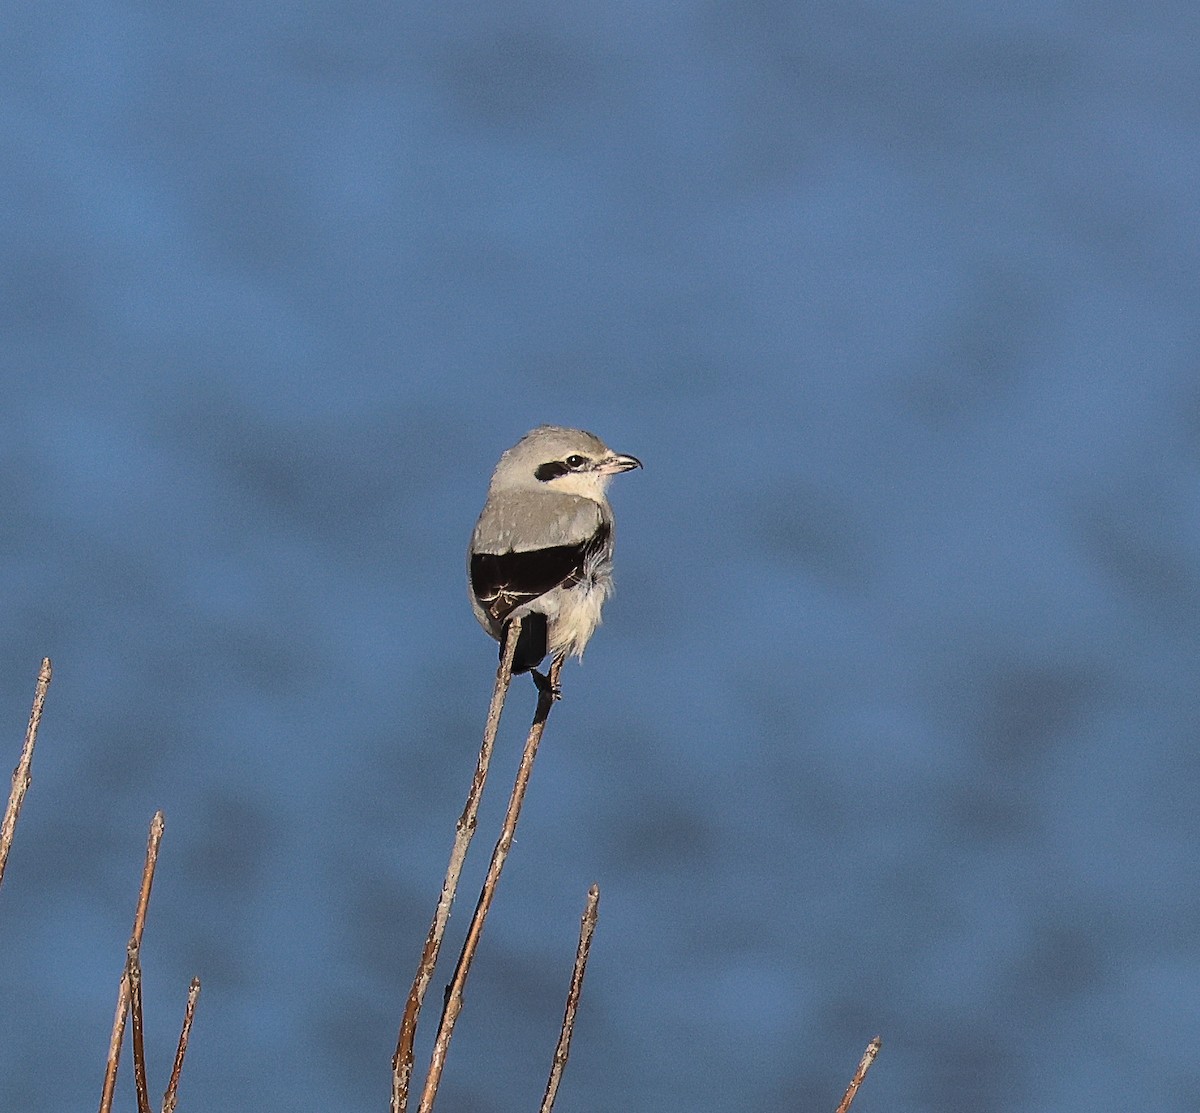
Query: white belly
526,567,613,660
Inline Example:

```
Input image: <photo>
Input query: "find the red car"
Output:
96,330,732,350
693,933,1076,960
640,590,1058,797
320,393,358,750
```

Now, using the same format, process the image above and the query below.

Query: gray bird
469,425,642,689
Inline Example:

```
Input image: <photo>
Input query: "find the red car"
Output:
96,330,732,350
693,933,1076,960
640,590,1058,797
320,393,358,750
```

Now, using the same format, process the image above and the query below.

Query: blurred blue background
2,3,1198,1111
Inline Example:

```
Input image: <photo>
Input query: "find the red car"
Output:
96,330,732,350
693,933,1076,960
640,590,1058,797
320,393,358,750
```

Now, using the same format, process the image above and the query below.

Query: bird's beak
594,452,642,475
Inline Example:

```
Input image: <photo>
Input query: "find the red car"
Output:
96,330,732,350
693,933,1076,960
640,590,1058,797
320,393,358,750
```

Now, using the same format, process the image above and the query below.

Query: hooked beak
594,452,643,475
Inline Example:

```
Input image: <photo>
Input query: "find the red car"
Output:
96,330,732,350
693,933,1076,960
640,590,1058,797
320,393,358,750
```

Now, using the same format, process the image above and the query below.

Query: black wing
470,523,609,625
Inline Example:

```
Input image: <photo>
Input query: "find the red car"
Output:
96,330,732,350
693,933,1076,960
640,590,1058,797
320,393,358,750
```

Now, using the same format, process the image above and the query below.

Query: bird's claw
532,669,562,701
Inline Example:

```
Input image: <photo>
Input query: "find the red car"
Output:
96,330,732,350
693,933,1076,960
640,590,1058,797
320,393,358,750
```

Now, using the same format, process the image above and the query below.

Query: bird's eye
565,455,587,469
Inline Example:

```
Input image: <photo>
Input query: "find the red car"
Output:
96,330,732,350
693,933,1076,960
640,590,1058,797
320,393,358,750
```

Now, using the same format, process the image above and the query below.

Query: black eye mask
535,460,572,481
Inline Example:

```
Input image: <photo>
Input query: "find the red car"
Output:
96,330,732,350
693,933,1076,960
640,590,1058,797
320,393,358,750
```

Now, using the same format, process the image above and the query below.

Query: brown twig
417,653,565,1113
127,942,153,1113
161,978,201,1113
0,657,53,892
391,619,523,1113
98,812,166,1113
540,883,601,1113
834,1035,882,1113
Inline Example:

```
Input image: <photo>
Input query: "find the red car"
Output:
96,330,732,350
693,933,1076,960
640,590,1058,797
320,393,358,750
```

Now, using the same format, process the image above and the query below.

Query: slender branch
418,653,565,1113
161,978,201,1113
392,619,523,1113
834,1036,882,1113
127,942,153,1113
0,657,53,892
540,883,601,1113
98,812,167,1113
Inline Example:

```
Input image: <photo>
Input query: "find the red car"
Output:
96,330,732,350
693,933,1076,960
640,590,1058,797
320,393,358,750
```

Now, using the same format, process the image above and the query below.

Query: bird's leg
531,655,565,701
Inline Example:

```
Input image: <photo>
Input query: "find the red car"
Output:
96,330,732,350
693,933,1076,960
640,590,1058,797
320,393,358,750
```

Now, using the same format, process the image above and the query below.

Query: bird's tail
502,613,548,675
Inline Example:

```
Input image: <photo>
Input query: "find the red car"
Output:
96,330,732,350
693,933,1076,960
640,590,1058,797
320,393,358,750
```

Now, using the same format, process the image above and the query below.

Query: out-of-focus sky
2,3,1198,1111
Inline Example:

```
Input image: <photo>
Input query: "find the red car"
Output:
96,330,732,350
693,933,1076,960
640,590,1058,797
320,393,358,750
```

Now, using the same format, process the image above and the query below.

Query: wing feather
470,522,610,624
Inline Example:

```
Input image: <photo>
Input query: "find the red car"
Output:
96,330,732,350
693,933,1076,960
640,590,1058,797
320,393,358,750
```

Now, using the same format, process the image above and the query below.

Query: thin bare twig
0,657,53,892
161,978,201,1113
98,812,166,1113
540,883,601,1113
127,942,153,1113
392,619,523,1113
418,653,565,1113
834,1036,882,1113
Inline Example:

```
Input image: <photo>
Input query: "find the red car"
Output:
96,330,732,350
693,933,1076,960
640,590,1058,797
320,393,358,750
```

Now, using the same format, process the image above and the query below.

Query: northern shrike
469,425,641,688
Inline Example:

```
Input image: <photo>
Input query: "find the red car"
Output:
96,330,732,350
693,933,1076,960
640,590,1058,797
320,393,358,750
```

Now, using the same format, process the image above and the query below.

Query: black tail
502,613,548,675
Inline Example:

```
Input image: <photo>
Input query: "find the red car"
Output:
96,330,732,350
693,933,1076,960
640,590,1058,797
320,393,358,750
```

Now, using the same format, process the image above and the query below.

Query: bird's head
489,425,642,500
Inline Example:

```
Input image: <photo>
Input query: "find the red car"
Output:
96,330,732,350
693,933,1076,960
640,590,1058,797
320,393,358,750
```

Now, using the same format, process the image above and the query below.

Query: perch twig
98,812,166,1113
834,1035,882,1113
392,619,522,1113
417,653,565,1113
161,977,201,1113
127,942,153,1113
0,657,52,891
540,883,600,1113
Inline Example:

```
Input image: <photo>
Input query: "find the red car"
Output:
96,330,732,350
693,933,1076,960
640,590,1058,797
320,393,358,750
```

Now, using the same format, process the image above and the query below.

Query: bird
469,425,641,692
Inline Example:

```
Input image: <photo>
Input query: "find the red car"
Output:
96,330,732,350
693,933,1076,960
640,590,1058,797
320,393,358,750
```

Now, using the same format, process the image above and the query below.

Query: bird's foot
532,668,562,701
